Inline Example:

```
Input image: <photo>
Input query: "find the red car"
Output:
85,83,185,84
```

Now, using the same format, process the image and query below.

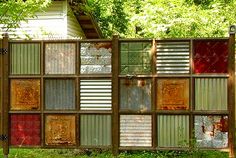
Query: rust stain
45,115,76,145
11,79,40,110
93,42,112,50
157,79,189,110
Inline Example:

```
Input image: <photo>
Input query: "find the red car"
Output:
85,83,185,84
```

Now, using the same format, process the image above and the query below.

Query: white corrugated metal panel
156,41,190,74
80,79,112,110
120,115,152,147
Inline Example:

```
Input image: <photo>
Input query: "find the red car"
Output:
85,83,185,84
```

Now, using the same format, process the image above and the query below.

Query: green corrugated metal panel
10,43,40,74
80,115,111,146
195,78,227,110
158,115,189,147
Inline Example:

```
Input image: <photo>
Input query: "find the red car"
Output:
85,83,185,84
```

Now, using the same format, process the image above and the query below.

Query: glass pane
120,42,152,74
10,114,41,146
45,43,76,74
45,79,75,110
195,115,228,148
11,79,40,110
157,79,189,110
80,115,111,146
80,42,112,74
193,40,228,73
45,115,76,145
10,43,40,74
120,79,151,112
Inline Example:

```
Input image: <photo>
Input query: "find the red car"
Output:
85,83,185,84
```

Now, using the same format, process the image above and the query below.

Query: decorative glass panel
10,43,40,74
195,78,227,110
45,115,76,145
80,42,112,74
120,79,151,112
120,42,152,74
11,79,40,110
157,79,189,110
158,115,189,147
45,43,76,74
193,40,228,73
11,114,41,146
80,115,111,146
120,115,152,147
45,79,75,110
195,115,228,148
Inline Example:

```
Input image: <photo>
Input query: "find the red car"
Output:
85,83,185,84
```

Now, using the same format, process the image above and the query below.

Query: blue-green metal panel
80,115,111,146
10,43,40,74
158,115,189,147
195,78,227,110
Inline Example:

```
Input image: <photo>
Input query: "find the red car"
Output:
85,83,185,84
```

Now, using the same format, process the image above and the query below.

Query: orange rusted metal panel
11,79,40,110
45,115,76,146
157,79,189,110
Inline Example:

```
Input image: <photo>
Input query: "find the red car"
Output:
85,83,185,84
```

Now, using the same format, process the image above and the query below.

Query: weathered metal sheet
193,40,228,73
158,115,189,147
45,79,75,110
120,115,152,147
45,43,76,74
10,43,40,74
195,78,227,110
195,115,228,148
45,115,76,145
120,79,151,112
80,115,111,146
10,114,41,146
80,79,111,110
11,79,40,110
157,79,189,110
156,41,190,74
80,42,112,74
120,42,152,74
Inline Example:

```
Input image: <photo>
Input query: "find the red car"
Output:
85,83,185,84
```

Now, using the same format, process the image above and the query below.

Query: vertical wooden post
112,35,119,156
2,33,9,158
228,25,235,158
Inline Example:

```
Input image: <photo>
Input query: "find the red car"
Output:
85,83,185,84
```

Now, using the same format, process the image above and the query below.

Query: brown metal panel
10,79,40,110
45,115,76,146
120,115,152,147
157,78,189,110
45,43,76,74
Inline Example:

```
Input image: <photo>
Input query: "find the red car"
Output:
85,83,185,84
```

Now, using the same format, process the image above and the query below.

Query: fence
0,30,235,157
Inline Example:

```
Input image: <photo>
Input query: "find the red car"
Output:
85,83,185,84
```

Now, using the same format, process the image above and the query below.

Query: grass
0,149,228,158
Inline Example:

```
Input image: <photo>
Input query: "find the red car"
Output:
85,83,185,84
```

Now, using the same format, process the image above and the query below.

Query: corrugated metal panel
156,41,190,74
195,78,227,110
120,115,152,147
45,79,75,110
80,42,112,74
10,43,40,74
120,79,151,111
80,115,111,146
45,43,76,74
158,115,189,147
80,79,111,110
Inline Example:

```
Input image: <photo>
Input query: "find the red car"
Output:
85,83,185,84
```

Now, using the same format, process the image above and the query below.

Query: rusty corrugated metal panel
195,115,228,148
156,41,190,74
80,115,111,146
80,42,112,74
195,78,227,110
157,79,189,110
45,115,76,145
158,115,189,147
120,79,151,112
45,43,76,74
10,43,40,74
120,115,152,147
45,79,75,110
80,79,111,110
10,79,40,110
